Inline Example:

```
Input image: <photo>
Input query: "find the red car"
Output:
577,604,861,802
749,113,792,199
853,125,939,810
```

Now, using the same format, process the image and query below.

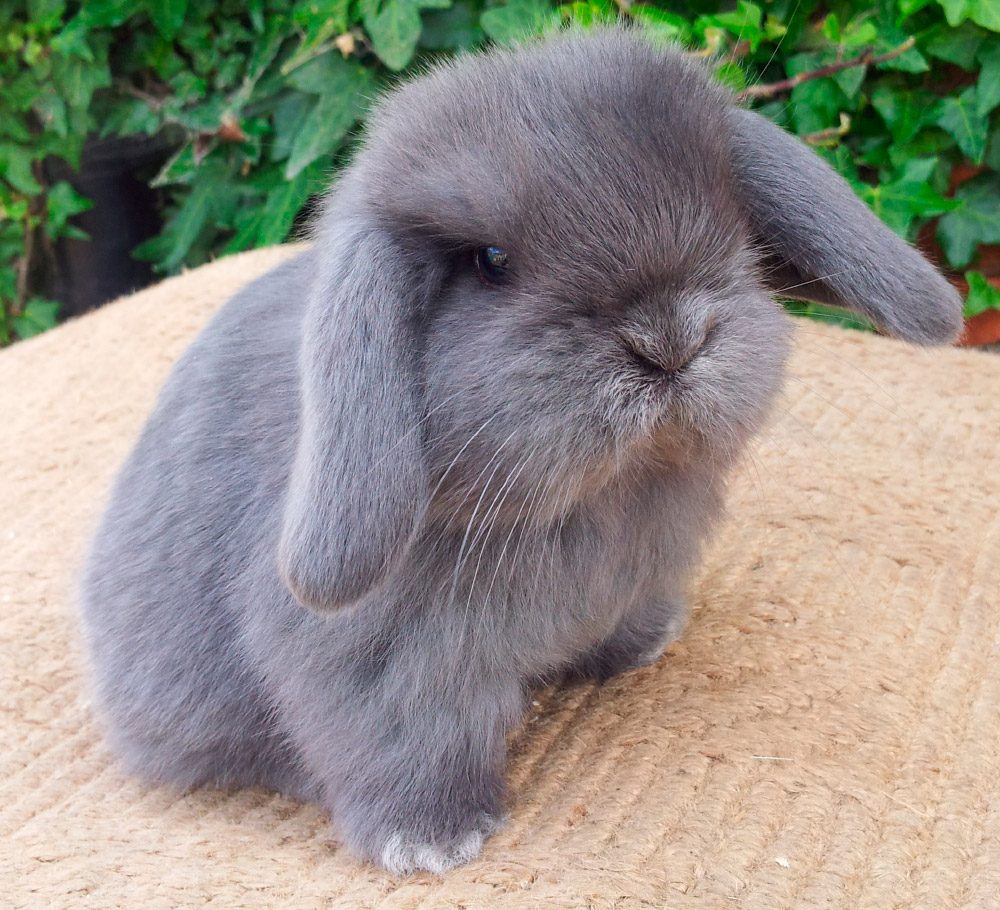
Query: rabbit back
79,252,316,793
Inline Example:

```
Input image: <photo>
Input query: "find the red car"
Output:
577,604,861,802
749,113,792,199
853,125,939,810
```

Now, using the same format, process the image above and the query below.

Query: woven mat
3,246,999,909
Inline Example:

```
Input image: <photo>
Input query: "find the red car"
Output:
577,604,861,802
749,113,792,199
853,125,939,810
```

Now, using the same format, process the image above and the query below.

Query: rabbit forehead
360,29,741,266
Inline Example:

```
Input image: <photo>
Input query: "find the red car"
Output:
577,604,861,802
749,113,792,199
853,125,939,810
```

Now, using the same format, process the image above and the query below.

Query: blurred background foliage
2,0,999,344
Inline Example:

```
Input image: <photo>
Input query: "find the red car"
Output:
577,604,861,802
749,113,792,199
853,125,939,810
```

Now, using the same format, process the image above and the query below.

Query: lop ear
278,201,431,611
728,107,963,345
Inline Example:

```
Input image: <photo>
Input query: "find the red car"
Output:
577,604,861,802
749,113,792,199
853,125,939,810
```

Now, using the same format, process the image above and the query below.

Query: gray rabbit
79,28,962,874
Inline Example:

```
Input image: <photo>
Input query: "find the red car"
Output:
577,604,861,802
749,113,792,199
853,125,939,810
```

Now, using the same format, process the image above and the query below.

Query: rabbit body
80,29,962,874
82,250,718,869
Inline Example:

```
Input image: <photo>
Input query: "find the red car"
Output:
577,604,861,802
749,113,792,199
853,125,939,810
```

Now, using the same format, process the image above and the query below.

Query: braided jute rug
3,246,998,909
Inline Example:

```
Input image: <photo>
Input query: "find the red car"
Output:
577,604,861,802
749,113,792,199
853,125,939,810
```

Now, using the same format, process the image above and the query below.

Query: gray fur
728,107,963,343
79,29,962,874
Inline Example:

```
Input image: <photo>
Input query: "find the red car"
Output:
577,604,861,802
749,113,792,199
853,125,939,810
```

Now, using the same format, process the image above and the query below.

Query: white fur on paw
636,618,686,668
636,639,669,667
661,607,689,645
379,817,496,875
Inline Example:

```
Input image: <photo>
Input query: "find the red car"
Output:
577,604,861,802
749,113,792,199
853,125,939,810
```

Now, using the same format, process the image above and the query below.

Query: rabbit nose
625,329,708,378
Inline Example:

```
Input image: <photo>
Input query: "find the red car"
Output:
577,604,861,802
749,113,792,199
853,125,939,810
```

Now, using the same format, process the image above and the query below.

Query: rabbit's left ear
278,198,432,612
728,107,963,344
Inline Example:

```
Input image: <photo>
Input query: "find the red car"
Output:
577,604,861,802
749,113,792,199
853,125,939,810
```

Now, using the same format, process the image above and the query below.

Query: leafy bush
2,0,1000,343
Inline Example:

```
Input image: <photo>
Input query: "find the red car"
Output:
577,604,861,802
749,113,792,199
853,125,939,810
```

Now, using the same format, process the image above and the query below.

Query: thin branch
802,113,852,145
737,37,916,101
118,81,168,112
13,163,46,315
14,216,33,316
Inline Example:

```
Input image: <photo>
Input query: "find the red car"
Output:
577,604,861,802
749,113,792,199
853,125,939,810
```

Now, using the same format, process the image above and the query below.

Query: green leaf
33,93,69,138
559,0,616,27
284,2,349,74
285,94,356,177
972,0,1000,30
986,124,1000,170
80,0,132,28
136,163,236,272
935,0,1000,30
284,51,372,180
50,15,94,61
46,181,92,238
937,175,1000,267
783,299,874,333
628,5,691,42
51,53,112,111
832,63,866,100
421,0,485,49
888,129,955,166
270,94,314,163
870,84,934,144
286,62,373,177
868,22,927,73
293,0,352,36
844,18,878,48
151,144,198,188
934,87,989,163
937,0,968,27
977,42,1000,116
28,0,66,20
224,168,314,253
857,165,960,236
924,23,984,70
820,11,841,42
247,0,264,31
0,144,42,195
785,54,849,134
362,0,422,71
877,46,928,74
147,0,188,40
244,16,287,87
481,0,554,45
287,49,363,95
173,98,227,133
715,60,747,91
963,271,1000,318
698,1,764,51
99,98,161,137
0,115,32,144
898,0,935,17
13,298,59,339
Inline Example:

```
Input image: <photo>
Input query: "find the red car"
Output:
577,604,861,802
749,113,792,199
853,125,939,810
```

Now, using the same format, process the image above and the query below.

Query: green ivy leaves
935,0,1000,31
857,159,960,236
3,0,1000,345
482,0,556,44
936,88,990,162
11,298,60,339
963,269,1000,317
146,0,189,41
284,53,373,177
363,0,453,69
937,175,1000,266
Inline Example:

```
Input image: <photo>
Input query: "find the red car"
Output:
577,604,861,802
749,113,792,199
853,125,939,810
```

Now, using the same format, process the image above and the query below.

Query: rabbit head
278,28,963,612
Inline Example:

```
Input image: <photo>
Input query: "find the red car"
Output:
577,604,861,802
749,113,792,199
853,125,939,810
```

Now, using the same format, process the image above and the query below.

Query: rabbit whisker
445,429,520,614
461,446,538,621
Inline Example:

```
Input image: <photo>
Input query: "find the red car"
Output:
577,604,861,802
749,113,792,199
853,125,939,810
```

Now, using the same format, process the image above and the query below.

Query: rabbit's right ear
728,107,963,345
278,197,431,612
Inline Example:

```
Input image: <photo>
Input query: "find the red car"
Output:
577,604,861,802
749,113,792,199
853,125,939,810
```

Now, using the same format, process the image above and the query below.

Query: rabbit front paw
569,598,688,682
376,812,503,875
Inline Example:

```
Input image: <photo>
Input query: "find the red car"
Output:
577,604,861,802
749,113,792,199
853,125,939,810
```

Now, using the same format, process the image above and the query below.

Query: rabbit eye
475,246,510,285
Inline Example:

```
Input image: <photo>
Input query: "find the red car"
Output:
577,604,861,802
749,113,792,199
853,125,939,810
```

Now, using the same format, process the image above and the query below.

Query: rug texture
2,246,999,909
